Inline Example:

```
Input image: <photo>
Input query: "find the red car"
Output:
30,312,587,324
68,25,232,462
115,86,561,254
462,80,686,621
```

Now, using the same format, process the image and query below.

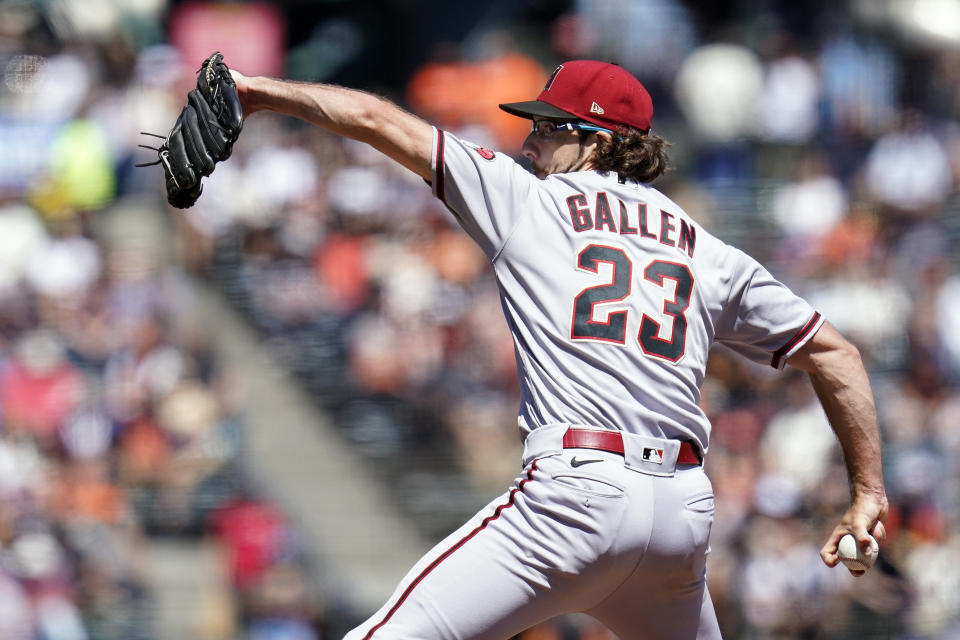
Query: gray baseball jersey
345,130,823,640
435,131,821,455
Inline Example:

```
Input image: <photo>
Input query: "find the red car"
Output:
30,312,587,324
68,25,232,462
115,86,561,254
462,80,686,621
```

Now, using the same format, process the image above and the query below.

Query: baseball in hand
837,533,878,572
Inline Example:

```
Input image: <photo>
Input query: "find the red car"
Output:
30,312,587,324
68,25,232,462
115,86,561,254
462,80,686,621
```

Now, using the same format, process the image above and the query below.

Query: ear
594,130,614,143
579,130,608,157
583,129,612,151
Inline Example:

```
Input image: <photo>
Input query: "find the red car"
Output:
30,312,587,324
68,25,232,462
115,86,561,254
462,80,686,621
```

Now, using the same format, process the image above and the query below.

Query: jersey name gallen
564,193,696,258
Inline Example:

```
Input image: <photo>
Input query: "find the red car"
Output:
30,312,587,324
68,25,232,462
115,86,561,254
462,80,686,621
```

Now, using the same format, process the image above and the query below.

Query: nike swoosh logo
570,457,602,468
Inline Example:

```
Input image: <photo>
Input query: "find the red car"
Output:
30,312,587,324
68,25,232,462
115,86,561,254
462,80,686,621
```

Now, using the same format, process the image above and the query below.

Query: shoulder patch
463,140,496,160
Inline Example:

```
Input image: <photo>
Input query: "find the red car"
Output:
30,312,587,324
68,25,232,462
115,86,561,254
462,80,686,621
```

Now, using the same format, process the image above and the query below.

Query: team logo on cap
642,447,664,464
544,64,563,91
590,102,605,115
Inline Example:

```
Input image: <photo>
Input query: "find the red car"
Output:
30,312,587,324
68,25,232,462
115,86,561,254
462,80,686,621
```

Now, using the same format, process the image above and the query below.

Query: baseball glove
137,52,244,209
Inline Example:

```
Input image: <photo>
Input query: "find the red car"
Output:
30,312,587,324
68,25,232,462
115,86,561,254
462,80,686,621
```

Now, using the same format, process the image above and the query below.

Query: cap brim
498,100,577,120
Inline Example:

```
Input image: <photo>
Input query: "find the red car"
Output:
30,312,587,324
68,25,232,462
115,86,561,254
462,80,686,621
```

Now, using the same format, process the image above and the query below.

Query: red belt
562,428,702,465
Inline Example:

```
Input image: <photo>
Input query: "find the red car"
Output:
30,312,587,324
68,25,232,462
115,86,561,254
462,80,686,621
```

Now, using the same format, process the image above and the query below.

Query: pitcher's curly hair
589,126,670,184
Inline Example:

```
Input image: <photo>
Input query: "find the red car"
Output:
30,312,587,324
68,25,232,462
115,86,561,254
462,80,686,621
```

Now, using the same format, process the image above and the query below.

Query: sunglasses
530,120,613,137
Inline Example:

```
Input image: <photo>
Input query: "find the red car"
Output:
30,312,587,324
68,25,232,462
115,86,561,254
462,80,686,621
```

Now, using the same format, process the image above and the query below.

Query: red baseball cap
499,60,653,133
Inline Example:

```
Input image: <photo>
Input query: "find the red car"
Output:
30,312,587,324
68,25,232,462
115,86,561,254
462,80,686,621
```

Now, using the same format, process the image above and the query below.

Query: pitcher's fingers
820,539,840,567
871,520,887,546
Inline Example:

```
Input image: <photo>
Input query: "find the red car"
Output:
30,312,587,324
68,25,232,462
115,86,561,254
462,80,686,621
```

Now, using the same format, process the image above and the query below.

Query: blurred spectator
806,268,912,369
864,111,953,214
406,35,546,152
819,34,900,137
0,330,83,446
29,118,116,215
0,204,48,298
574,0,696,81
769,152,847,243
23,214,102,301
211,497,292,591
739,516,849,636
753,53,820,143
937,272,960,379
757,372,838,493
675,44,764,144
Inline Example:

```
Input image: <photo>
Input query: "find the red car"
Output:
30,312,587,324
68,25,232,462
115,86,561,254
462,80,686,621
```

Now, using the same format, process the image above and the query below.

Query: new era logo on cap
642,447,664,464
590,102,605,115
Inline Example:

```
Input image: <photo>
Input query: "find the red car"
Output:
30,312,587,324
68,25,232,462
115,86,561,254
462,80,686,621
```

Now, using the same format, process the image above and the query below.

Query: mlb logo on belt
642,447,664,464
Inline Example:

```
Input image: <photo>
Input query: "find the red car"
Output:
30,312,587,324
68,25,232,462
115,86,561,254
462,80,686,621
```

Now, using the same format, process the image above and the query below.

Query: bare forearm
243,77,373,135
806,346,884,498
236,74,434,179
788,322,888,573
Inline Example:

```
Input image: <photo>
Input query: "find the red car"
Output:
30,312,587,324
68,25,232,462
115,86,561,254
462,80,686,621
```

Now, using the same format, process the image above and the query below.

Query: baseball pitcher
151,56,888,639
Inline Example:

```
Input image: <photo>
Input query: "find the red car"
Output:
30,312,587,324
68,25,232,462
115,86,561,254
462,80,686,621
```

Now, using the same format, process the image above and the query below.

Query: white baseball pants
345,433,721,640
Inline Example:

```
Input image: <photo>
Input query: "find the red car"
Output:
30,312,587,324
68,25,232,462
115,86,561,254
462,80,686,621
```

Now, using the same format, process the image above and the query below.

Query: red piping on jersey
435,130,446,203
360,460,540,639
771,311,822,369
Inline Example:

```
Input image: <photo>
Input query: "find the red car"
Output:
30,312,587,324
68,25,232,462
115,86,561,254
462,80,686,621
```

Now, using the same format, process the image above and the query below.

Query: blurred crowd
0,3,329,640
2,0,960,639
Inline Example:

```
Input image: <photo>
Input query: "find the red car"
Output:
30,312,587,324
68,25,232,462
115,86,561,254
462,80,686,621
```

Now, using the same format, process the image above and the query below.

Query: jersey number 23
571,244,693,363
